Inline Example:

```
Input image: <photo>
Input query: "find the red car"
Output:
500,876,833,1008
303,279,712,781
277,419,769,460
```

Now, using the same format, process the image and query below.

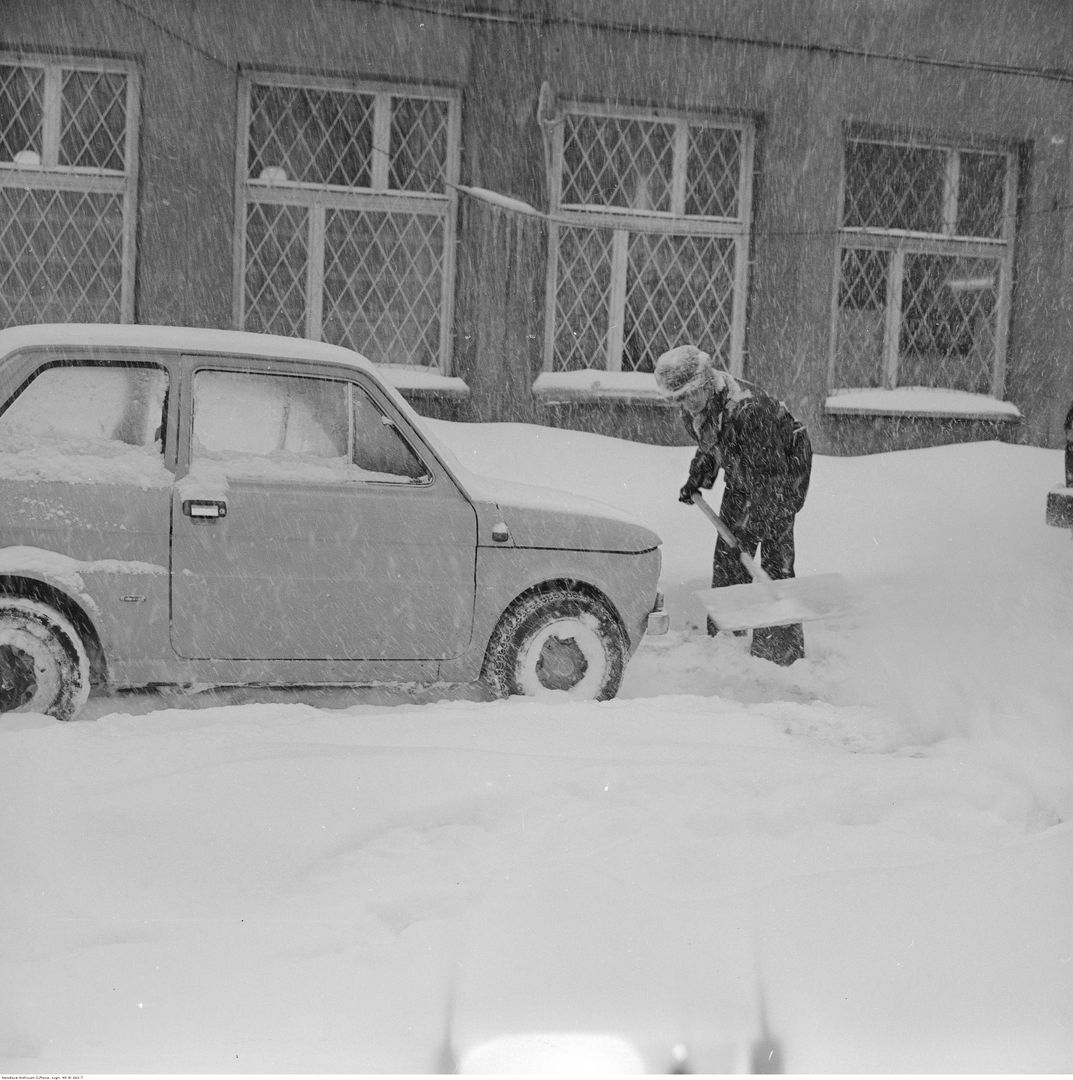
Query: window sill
532,370,669,405
378,364,470,401
824,387,1021,422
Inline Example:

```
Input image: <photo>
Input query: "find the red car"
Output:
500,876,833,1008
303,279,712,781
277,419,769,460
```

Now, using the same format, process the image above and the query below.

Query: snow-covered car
0,324,666,720
1045,402,1073,530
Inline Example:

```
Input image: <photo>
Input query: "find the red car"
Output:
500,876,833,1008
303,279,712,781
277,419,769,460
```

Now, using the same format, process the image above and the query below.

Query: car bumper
1046,486,1073,528
646,590,670,636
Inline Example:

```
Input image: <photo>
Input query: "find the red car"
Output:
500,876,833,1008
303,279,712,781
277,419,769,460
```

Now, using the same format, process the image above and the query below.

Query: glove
678,482,700,504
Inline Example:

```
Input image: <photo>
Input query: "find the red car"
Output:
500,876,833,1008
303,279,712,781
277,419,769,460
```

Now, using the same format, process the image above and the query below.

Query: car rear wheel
0,598,90,721
482,588,627,701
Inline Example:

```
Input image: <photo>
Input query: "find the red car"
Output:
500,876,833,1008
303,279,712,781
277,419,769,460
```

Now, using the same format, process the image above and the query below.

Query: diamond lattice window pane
0,186,123,323
60,69,127,171
957,152,1006,239
389,96,448,194
898,253,997,393
622,233,736,372
552,225,613,372
0,63,43,163
685,126,742,218
243,202,309,337
248,84,374,186
321,208,444,365
561,113,674,212
844,141,944,233
834,246,889,388
838,246,888,312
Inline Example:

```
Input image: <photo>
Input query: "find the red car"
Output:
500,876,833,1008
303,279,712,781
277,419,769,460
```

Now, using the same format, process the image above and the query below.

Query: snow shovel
691,492,853,631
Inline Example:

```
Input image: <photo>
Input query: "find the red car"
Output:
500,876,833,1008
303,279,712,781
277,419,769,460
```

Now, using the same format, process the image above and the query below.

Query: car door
169,360,478,662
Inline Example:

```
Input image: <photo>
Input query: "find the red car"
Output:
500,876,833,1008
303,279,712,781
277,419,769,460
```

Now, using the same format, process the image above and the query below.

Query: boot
751,624,804,666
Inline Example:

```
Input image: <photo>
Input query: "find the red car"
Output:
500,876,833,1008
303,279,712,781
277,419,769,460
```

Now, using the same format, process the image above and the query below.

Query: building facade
3,0,1072,452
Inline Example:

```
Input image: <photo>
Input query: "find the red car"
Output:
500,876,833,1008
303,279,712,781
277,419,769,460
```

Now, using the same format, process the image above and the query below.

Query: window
0,56,139,325
1,364,166,448
192,370,429,483
0,363,168,487
236,76,460,369
832,134,1016,395
544,104,754,375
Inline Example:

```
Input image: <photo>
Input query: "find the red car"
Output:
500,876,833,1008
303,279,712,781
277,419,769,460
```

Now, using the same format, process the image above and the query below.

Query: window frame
0,52,140,324
232,72,461,372
543,100,755,376
830,131,1018,398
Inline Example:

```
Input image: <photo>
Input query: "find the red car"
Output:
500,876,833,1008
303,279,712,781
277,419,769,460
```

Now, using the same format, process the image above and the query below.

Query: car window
191,370,429,483
1,364,169,449
0,362,171,487
351,386,429,481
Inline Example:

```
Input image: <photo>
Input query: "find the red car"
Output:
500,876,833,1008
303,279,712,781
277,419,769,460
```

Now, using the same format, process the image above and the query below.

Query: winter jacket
684,387,811,519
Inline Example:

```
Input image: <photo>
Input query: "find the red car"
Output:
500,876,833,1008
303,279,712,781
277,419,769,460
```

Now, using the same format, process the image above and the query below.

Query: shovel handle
690,491,739,548
689,492,774,587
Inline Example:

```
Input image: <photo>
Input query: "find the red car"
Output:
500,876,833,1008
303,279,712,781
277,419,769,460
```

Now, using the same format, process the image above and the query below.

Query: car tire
0,598,91,721
482,588,627,701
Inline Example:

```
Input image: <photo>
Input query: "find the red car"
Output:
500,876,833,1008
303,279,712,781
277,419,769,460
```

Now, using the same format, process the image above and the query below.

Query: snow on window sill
825,387,1022,422
377,364,470,400
459,185,544,219
532,370,669,405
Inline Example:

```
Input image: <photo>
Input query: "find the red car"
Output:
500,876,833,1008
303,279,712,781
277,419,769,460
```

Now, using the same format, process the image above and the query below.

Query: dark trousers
707,487,805,665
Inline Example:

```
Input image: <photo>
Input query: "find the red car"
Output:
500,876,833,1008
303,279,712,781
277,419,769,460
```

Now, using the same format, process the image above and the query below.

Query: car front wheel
482,588,628,701
0,598,91,721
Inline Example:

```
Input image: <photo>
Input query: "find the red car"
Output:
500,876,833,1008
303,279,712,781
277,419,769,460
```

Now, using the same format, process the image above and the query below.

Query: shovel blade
696,573,853,632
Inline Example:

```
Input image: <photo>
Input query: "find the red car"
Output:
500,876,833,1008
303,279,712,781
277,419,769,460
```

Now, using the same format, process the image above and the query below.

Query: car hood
458,469,661,553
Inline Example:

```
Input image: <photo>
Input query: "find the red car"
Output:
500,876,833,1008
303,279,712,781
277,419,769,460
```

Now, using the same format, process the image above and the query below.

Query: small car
1046,402,1073,530
0,324,667,720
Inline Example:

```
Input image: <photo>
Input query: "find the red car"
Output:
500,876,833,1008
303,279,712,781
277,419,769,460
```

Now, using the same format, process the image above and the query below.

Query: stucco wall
4,0,1071,450
527,1,1073,451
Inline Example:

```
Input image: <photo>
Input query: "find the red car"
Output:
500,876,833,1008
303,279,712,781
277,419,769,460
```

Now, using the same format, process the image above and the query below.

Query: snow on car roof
0,323,377,374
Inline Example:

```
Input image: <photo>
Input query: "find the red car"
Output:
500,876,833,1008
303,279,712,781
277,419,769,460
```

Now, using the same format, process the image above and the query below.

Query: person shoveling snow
654,344,814,665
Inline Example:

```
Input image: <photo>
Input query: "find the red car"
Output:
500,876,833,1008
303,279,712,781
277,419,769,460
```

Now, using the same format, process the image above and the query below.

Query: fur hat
654,345,749,410
654,345,716,400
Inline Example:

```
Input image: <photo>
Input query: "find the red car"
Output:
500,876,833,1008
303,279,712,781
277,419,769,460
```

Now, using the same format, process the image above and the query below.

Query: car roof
0,323,377,375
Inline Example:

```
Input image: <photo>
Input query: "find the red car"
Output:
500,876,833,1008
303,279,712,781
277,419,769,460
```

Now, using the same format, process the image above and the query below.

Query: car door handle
182,499,227,521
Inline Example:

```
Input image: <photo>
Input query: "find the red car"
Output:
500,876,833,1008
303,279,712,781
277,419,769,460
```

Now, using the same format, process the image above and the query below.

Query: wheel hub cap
0,644,37,711
536,634,588,691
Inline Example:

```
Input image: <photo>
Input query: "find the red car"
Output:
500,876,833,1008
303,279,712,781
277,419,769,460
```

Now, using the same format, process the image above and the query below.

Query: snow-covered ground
2,421,1072,1073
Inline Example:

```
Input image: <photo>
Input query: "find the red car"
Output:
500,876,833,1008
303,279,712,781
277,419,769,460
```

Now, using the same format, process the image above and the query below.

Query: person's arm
679,447,721,502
